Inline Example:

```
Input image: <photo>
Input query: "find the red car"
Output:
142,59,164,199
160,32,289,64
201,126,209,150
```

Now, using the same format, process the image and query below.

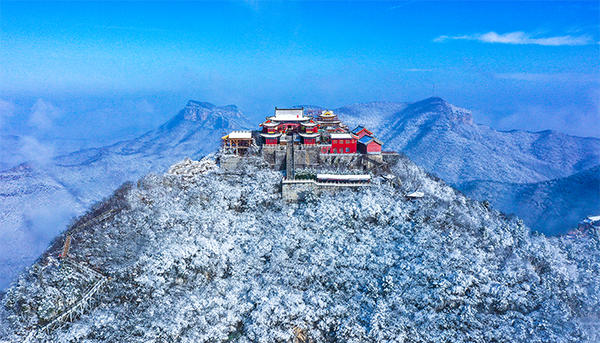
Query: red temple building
260,108,310,145
357,135,383,154
321,132,357,154
316,110,344,132
259,120,282,145
298,120,319,145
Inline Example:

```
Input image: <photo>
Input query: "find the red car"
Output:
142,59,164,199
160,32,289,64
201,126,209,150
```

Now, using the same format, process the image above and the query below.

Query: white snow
1,155,598,342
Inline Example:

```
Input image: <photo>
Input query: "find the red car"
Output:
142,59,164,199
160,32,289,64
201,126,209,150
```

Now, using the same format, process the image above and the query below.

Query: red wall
279,123,301,133
366,141,382,153
331,138,357,153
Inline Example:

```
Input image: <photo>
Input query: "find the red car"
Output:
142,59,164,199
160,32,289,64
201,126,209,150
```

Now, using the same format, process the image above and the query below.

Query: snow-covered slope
1,156,598,342
0,101,250,290
459,166,600,234
333,102,409,131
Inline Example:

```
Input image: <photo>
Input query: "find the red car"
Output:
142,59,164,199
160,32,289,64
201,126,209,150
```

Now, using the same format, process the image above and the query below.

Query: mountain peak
182,101,241,122
186,100,216,109
406,97,473,125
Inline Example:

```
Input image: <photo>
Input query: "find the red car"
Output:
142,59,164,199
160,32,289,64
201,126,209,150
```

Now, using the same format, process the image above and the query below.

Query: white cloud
134,99,155,114
495,72,600,83
495,102,600,138
19,136,55,166
434,31,594,46
28,99,63,130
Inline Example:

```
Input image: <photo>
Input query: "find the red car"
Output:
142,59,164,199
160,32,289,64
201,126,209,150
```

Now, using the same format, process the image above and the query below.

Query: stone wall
293,146,321,169
281,180,370,202
281,181,317,202
219,154,247,172
225,145,400,174
261,146,287,170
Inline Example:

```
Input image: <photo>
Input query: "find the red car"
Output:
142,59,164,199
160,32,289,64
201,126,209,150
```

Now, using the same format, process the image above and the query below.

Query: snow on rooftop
317,174,371,181
298,132,320,138
259,132,282,138
228,131,252,139
272,108,309,121
330,133,353,139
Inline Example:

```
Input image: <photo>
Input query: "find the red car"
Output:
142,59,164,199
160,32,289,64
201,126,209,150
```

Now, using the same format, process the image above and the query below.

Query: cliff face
1,156,598,342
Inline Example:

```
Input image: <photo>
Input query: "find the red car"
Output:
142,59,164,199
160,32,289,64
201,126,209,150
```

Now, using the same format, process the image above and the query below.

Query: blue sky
1,0,599,156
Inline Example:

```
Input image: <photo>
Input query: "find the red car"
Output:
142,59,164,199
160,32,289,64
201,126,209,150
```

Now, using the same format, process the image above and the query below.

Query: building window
346,148,350,152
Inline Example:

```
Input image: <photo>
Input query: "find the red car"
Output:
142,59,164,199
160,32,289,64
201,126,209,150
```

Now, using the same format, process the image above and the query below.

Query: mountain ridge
336,97,600,185
459,165,600,234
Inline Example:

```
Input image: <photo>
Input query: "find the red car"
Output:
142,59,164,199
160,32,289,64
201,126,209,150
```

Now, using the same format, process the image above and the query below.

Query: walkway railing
22,258,109,342
282,179,370,187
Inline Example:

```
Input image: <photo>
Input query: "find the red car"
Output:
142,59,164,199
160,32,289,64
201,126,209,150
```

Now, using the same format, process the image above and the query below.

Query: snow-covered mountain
337,97,600,185
0,101,250,290
459,166,600,234
1,156,598,342
335,97,600,234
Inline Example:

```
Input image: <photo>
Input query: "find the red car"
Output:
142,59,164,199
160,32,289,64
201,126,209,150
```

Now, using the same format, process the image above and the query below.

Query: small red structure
260,120,283,145
328,133,357,154
357,135,383,154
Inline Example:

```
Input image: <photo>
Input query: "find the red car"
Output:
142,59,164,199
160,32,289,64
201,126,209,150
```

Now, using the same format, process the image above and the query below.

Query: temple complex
220,106,399,197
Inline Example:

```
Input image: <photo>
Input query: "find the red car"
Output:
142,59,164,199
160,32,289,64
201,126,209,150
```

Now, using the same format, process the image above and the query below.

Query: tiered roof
331,133,354,140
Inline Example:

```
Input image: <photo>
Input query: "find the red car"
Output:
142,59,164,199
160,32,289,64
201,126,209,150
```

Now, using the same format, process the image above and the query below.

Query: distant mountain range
334,97,600,234
0,101,250,289
458,166,600,235
336,97,600,184
1,97,598,290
